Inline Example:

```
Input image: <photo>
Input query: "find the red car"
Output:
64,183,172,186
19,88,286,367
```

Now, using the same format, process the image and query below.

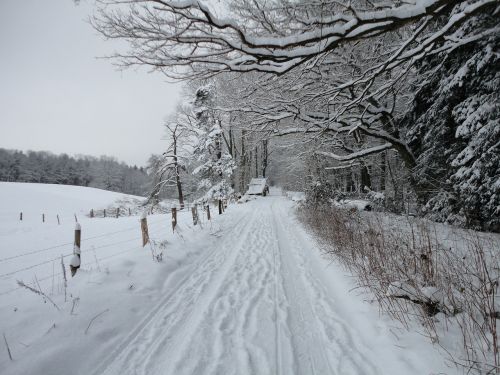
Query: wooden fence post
19,212,22,221
218,200,223,215
191,205,198,226
116,208,120,218
206,205,211,221
74,214,78,223
171,207,177,232
103,209,106,218
42,213,45,223
57,215,60,225
141,212,149,247
90,209,94,218
128,208,131,216
70,223,81,277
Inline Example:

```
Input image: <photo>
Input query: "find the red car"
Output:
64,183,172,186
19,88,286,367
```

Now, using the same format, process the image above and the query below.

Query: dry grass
298,205,499,374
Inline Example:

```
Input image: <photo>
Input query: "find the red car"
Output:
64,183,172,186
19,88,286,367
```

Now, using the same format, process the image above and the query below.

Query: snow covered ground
0,184,455,374
0,182,145,223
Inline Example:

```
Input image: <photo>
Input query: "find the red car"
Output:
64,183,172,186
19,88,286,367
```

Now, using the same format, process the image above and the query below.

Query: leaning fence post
171,207,177,232
57,215,60,225
206,205,211,221
70,223,81,277
141,211,149,247
74,214,78,223
191,204,198,226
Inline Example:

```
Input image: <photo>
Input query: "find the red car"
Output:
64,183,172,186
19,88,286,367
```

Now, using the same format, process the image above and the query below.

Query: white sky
0,0,181,166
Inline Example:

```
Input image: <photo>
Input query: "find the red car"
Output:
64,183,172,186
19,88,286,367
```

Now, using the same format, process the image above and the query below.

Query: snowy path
90,195,451,375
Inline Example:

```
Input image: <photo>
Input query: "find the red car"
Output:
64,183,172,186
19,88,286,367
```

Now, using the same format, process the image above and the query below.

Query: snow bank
333,199,372,211
285,191,305,202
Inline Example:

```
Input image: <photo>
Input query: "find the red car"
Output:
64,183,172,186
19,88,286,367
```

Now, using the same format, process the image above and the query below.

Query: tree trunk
173,137,184,209
255,146,258,178
216,120,222,165
240,129,247,193
261,139,268,178
360,163,371,192
345,170,355,192
380,151,386,191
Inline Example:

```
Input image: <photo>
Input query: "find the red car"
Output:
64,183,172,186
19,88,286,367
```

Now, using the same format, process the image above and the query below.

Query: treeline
0,148,151,196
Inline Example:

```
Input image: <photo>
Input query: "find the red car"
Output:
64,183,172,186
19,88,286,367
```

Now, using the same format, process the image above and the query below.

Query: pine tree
403,9,499,231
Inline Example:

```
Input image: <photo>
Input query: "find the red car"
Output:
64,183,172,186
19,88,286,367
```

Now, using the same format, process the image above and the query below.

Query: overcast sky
0,0,181,166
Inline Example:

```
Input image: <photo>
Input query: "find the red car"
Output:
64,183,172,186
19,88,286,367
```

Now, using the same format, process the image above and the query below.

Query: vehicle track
93,196,420,375
92,208,258,375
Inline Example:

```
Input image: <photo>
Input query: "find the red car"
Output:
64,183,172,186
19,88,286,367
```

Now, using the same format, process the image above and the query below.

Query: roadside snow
0,185,454,374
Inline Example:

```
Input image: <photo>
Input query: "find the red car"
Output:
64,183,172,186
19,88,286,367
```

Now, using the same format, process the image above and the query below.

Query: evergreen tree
403,9,499,231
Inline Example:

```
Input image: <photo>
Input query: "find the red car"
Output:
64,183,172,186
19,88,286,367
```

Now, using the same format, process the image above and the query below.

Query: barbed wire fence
0,199,229,297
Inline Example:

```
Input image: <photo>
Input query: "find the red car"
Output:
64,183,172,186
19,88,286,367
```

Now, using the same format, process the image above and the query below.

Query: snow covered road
91,196,451,375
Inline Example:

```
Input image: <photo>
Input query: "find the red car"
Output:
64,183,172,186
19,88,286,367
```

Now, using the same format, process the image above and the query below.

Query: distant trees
0,149,151,195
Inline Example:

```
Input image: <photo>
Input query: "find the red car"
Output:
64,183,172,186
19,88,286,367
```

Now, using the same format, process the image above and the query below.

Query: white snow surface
0,184,454,375
0,182,144,221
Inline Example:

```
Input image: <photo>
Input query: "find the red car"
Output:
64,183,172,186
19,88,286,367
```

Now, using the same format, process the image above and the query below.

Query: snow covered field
0,183,454,374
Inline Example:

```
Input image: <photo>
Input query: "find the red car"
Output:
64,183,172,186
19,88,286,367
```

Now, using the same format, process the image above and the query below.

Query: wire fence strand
0,207,210,295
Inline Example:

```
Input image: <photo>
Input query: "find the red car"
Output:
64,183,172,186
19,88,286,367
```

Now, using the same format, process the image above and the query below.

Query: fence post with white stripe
70,223,81,277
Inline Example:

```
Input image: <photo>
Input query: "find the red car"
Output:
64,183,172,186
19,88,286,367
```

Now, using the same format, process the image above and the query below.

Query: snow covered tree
191,84,236,201
402,8,499,231
148,109,192,207
94,0,499,230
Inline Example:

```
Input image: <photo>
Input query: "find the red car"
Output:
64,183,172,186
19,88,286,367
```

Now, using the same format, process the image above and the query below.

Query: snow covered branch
316,143,393,162
94,0,496,79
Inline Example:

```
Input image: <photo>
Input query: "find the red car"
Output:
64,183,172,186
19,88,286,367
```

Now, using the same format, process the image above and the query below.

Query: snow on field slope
0,185,454,374
0,182,144,223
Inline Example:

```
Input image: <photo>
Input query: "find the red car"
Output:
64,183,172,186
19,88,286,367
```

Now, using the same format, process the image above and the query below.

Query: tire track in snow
272,200,379,375
142,207,265,375
170,204,287,375
91,208,257,375
92,196,391,375
270,200,334,375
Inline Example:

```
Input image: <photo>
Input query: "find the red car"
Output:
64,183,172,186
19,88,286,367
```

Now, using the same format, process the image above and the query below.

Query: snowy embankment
297,201,500,374
0,182,199,374
1,184,452,375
